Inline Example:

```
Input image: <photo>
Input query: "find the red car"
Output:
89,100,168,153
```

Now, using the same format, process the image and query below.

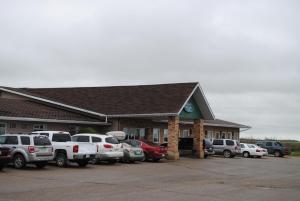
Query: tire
223,150,232,158
274,151,282,157
56,153,67,167
13,154,26,169
77,160,89,167
152,158,160,162
243,151,250,158
36,162,47,169
108,160,117,164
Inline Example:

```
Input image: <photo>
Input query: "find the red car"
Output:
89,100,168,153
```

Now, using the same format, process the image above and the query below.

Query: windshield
0,136,6,144
105,137,119,144
34,136,51,146
125,140,141,147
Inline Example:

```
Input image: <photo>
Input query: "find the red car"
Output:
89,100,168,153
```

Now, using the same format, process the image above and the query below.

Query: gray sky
0,0,299,140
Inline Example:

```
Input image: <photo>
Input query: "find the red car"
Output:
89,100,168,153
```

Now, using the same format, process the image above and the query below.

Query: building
0,82,250,160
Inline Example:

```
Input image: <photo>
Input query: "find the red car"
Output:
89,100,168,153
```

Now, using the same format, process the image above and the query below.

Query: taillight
256,149,260,152
28,146,35,153
73,145,79,153
104,144,113,149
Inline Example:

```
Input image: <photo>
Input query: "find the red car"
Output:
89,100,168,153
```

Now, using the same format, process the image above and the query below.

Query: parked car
72,133,123,164
32,131,96,167
240,143,268,158
203,139,214,157
122,140,144,163
127,140,167,162
212,139,241,158
0,146,12,170
0,134,53,169
256,140,291,157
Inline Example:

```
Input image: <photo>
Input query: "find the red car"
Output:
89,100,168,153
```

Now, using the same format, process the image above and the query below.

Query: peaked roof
1,82,215,119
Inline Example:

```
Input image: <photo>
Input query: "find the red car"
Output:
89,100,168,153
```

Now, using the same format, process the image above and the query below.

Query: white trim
0,116,111,125
177,84,199,115
107,113,178,118
0,87,106,118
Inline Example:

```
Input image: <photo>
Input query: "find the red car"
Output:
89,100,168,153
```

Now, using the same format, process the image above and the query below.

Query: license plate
135,151,142,155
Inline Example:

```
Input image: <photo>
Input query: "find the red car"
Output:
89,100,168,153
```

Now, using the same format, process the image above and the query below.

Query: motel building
0,82,250,160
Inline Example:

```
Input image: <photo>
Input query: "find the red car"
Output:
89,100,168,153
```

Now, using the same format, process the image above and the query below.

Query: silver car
121,141,144,163
0,134,54,169
212,139,241,158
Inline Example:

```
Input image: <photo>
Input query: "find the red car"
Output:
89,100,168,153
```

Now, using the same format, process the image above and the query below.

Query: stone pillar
194,119,205,159
167,116,180,160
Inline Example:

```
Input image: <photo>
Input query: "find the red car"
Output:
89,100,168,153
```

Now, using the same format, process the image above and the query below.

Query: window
181,130,190,137
92,137,102,143
9,123,16,129
40,133,49,137
213,139,223,145
5,136,18,145
52,134,71,142
21,136,30,145
123,128,146,140
33,124,47,131
214,132,220,139
163,129,168,143
207,131,213,140
105,137,119,144
153,128,160,143
34,136,51,146
221,132,226,139
75,136,90,142
241,144,245,148
266,142,272,146
275,142,283,147
0,123,6,135
226,140,234,146
0,136,6,144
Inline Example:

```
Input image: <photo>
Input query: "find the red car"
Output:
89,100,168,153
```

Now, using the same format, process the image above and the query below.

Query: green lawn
291,151,300,157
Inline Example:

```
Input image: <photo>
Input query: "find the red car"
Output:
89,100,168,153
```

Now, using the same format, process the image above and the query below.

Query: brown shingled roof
20,82,199,116
0,98,102,122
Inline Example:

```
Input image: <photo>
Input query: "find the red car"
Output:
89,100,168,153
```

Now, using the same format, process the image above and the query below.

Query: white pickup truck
31,131,96,167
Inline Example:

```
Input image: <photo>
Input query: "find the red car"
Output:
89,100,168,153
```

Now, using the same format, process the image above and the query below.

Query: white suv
72,133,124,164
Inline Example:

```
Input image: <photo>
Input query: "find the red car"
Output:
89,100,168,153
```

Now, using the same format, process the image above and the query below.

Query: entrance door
0,123,6,135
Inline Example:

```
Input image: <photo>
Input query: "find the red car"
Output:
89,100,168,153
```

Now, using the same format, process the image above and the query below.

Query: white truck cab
31,131,97,167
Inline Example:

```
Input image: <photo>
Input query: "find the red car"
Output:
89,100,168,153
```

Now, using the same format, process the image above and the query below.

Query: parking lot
0,156,300,201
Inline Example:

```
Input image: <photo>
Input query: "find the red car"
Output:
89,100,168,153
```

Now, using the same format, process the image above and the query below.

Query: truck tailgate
77,142,97,154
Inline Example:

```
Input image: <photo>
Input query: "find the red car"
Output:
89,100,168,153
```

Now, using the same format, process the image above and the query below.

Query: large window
33,124,47,131
0,123,6,135
180,130,190,137
123,128,146,140
153,128,160,143
163,129,168,143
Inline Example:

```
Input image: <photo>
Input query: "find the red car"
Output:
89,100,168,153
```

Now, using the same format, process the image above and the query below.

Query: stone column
167,116,180,160
194,119,205,159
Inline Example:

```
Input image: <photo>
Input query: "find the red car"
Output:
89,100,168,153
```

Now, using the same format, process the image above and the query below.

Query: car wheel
274,151,282,157
36,162,47,168
77,160,89,167
108,160,116,164
152,158,160,162
13,154,26,169
223,150,232,158
56,153,67,167
243,151,250,158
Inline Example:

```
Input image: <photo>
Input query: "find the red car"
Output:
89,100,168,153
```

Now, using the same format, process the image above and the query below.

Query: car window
39,133,49,137
5,136,18,145
34,136,51,146
241,144,245,148
76,136,90,142
92,137,102,143
275,142,283,147
52,134,71,142
21,136,30,145
248,144,256,148
226,140,234,146
125,140,141,147
266,142,272,146
213,140,224,145
105,137,119,144
0,136,7,144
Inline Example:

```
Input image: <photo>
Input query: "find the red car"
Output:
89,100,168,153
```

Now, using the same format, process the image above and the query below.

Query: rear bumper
28,154,54,162
73,154,95,161
96,152,124,161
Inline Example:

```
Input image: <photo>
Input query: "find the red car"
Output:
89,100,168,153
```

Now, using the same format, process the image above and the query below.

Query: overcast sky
0,1,299,140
